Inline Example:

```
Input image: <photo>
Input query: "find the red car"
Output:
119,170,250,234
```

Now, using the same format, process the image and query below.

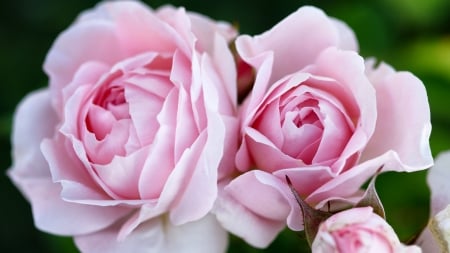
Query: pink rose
8,2,238,253
312,207,422,253
214,6,433,247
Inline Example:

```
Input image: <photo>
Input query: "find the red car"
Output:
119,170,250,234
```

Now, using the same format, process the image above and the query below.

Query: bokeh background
1,0,450,252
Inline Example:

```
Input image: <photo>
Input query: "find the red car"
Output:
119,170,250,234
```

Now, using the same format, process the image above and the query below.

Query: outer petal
7,90,130,235
8,89,57,179
330,17,358,51
416,227,441,253
214,171,289,248
236,6,355,85
308,150,417,205
427,151,450,215
361,60,433,171
43,18,122,107
75,214,228,253
417,152,450,252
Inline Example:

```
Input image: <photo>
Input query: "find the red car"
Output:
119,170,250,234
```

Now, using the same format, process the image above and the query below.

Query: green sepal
285,175,333,247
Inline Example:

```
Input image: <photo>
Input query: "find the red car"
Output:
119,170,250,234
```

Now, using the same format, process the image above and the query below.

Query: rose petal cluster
312,207,422,253
7,2,434,253
214,6,432,248
8,1,238,253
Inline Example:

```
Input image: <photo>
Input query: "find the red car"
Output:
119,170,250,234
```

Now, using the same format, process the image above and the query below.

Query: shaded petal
8,89,57,179
330,18,358,51
170,108,227,224
93,147,148,199
243,127,303,172
236,6,352,85
138,90,177,199
75,214,228,253
308,150,419,205
44,19,122,103
427,151,450,215
214,173,287,248
8,175,130,236
273,166,334,200
307,47,376,140
416,227,441,253
7,90,127,235
107,1,187,56
362,61,433,171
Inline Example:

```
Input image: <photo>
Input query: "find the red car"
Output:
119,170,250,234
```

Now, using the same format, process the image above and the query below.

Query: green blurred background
1,0,450,252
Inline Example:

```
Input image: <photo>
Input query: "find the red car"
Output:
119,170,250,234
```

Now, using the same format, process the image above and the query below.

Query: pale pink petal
9,175,131,236
427,151,450,215
41,136,101,197
308,150,412,205
416,227,441,253
236,6,352,85
242,127,302,172
307,47,376,140
216,115,239,180
313,98,352,165
60,61,110,115
107,2,187,57
202,33,238,109
170,110,226,224
8,89,57,179
225,171,290,221
214,178,287,248
127,93,161,144
82,119,130,164
200,44,237,115
273,166,334,200
76,214,227,253
361,61,433,171
39,137,133,234
281,120,322,158
138,90,177,199
305,47,377,173
158,5,237,54
174,89,198,161
254,99,283,147
93,147,148,199
44,19,122,102
330,18,359,51
235,45,274,126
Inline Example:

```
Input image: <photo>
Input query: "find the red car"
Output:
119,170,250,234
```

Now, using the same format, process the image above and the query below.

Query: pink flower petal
242,127,302,172
362,61,433,171
44,19,122,106
138,90,177,200
75,214,227,253
8,90,57,179
93,147,148,199
236,6,354,85
108,2,187,57
214,175,287,248
427,151,450,215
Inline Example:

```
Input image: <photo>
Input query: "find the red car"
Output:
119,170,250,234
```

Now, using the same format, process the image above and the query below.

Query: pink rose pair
8,1,433,253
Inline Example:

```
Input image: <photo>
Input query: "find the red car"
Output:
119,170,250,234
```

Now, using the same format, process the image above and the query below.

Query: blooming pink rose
214,6,433,247
312,207,422,253
8,2,238,253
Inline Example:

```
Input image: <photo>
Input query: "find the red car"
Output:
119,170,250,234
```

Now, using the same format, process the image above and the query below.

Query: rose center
94,85,130,121
85,82,131,142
